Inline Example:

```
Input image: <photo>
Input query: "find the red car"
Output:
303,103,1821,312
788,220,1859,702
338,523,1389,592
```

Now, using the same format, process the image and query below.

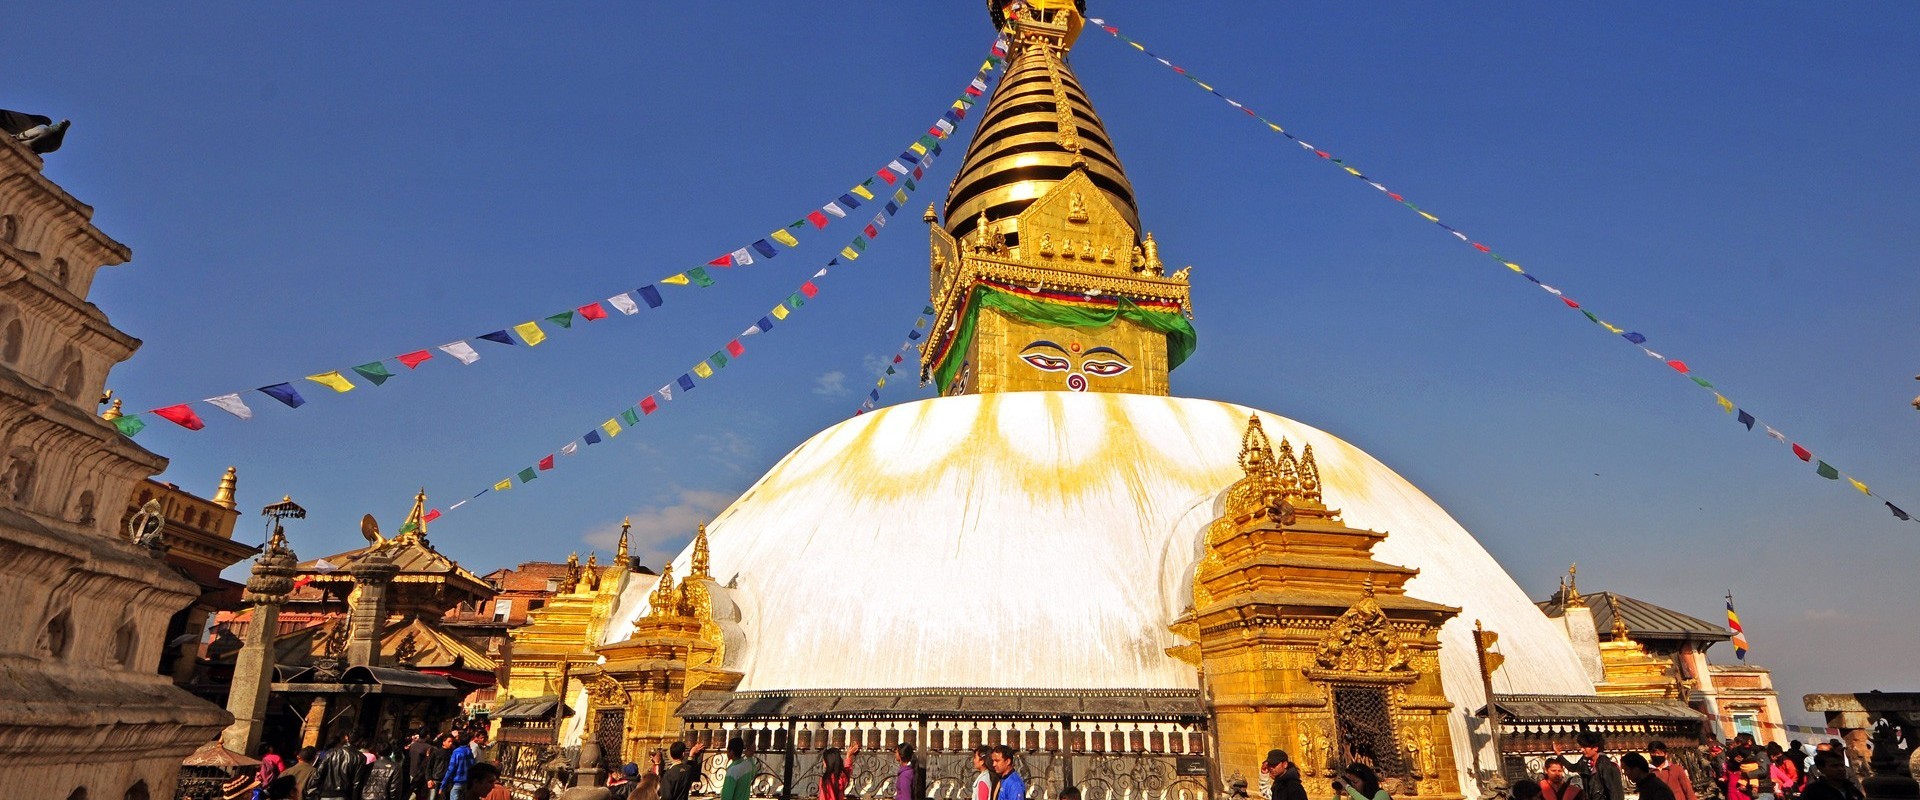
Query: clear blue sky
18,3,1918,720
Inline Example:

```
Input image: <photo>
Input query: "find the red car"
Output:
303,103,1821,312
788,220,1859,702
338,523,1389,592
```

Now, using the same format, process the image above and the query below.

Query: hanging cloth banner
852,304,939,416
1083,17,1915,525
431,98,975,519
112,40,1005,437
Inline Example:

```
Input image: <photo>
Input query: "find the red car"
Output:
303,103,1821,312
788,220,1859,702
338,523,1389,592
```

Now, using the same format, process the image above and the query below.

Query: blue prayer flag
884,201,899,215
756,316,774,332
907,329,922,340
258,383,306,408
1736,410,1755,430
638,285,664,308
677,374,695,391
839,193,862,210
752,239,778,259
1623,332,1647,344
584,429,603,445
869,389,880,401
478,330,515,346
899,150,921,165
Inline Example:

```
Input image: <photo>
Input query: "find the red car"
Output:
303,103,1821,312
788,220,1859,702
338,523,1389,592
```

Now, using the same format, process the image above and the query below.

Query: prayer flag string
1083,17,1914,525
113,39,1007,436
851,306,935,417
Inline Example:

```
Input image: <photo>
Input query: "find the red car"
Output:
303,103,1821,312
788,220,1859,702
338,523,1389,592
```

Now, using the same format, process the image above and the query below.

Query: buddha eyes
1021,353,1071,372
1081,360,1131,377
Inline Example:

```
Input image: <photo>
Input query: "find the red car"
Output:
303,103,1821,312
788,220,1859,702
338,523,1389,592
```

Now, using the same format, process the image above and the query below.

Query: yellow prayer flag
1504,262,1524,273
305,371,356,393
1417,211,1440,222
1602,322,1624,334
1267,123,1284,133
851,185,874,201
1849,478,1870,495
1715,394,1734,414
877,378,887,388
494,478,512,492
1130,42,1145,50
601,419,621,438
514,321,546,346
771,229,800,247
661,273,691,286
693,362,714,379
910,142,928,155
840,247,860,261
771,304,790,320
1196,81,1214,91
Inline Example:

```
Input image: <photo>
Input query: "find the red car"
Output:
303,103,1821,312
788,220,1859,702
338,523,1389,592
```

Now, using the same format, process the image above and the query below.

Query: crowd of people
1498,731,1865,800
232,723,506,800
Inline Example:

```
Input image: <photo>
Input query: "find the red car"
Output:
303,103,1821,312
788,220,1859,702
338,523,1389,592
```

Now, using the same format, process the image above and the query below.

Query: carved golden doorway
1330,685,1407,778
594,707,627,771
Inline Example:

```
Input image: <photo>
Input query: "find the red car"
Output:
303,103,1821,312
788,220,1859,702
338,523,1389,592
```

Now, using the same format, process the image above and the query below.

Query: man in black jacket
313,734,366,800
405,732,440,800
659,740,709,800
1260,750,1309,800
363,742,408,800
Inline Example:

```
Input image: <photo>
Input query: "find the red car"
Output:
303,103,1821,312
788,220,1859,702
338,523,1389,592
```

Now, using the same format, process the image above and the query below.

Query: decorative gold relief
588,675,625,706
1312,587,1412,674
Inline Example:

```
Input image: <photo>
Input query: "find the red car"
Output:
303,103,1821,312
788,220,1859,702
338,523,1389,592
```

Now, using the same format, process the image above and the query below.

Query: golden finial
615,517,631,563
1273,437,1301,500
578,551,599,593
101,398,124,421
923,203,938,224
1564,563,1584,607
649,561,678,615
1142,233,1164,275
1607,593,1630,641
690,522,711,580
211,466,238,510
400,488,429,539
1297,444,1323,507
1238,414,1278,480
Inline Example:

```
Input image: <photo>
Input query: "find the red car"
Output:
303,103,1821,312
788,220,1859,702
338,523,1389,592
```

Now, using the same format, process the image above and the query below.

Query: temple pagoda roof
266,614,497,675
293,491,492,603
1538,590,1732,644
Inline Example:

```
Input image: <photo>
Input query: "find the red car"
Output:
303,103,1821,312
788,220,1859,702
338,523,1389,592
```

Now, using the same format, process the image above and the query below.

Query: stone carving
1313,587,1412,674
1038,232,1054,257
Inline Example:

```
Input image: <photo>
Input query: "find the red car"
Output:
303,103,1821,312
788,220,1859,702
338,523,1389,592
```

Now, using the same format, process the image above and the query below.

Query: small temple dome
615,392,1596,785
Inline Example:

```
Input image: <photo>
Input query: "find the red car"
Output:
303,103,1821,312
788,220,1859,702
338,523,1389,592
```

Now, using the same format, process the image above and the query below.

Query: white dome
616,392,1595,790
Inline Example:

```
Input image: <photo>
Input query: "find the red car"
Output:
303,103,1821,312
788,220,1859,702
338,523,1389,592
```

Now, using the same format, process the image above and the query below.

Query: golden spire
945,0,1139,246
100,398,123,420
1273,437,1300,501
615,517,631,563
1607,593,1631,641
400,488,429,540
648,561,678,616
212,466,238,510
1564,563,1584,607
1237,415,1279,482
1297,444,1323,507
690,522,711,580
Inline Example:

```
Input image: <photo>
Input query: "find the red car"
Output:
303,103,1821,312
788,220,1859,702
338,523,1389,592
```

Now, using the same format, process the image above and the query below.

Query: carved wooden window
595,707,628,772
1330,685,1408,778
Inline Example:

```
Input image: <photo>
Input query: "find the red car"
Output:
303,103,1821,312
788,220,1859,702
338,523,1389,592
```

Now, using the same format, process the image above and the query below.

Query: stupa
536,3,1599,798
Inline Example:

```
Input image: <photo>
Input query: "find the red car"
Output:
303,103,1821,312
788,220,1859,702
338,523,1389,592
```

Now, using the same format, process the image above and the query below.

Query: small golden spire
212,466,238,510
1564,563,1584,607
398,488,430,539
690,522,711,580
1297,444,1323,507
1274,437,1301,500
615,517,631,563
923,203,938,224
1142,233,1164,276
1607,593,1630,641
101,398,124,421
649,561,678,615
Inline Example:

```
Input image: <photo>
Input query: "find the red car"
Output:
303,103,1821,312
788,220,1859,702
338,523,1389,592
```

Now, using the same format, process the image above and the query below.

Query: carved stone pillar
345,554,398,668
220,528,298,755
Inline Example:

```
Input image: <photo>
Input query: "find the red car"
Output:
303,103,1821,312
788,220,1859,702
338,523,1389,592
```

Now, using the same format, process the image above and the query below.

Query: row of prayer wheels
683,724,1208,756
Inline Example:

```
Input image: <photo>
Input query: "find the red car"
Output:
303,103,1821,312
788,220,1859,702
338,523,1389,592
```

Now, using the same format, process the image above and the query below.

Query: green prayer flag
546,311,575,329
787,292,806,308
399,520,418,534
1816,461,1839,479
1580,310,1600,324
853,238,868,252
113,415,146,437
923,305,935,315
621,408,640,426
904,178,917,191
1690,376,1714,389
352,361,395,386
885,366,896,375
710,351,728,369
688,267,715,287
518,467,538,483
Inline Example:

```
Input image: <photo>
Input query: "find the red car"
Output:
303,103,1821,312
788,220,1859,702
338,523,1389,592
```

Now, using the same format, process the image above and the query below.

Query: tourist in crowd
1768,743,1801,799
274,746,319,800
1555,733,1624,800
990,745,1025,800
971,745,995,800
469,762,510,800
1541,758,1583,800
1260,749,1308,800
660,740,708,800
1728,750,1763,800
820,741,859,800
1623,754,1675,800
1511,779,1543,800
257,744,287,797
443,732,475,800
607,762,639,799
1649,741,1697,800
1331,763,1387,800
313,734,368,800
1785,742,1810,780
1798,752,1862,800
896,742,926,800
721,736,757,800
406,732,438,800
362,741,408,800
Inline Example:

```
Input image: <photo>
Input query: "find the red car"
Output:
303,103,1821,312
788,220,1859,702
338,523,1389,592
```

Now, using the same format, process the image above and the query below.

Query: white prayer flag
1765,426,1788,444
313,558,338,574
730,247,754,266
887,160,910,175
741,326,762,337
561,442,579,456
822,202,847,218
871,213,888,230
934,119,955,135
608,293,641,315
438,341,481,365
204,393,253,420
659,386,673,402
448,500,468,511
812,268,828,278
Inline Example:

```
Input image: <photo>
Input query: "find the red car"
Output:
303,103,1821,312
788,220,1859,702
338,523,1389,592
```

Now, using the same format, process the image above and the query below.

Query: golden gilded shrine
497,2,1612,798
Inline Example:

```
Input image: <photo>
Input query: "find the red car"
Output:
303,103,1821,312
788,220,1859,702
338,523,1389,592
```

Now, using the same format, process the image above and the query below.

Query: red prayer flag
152,404,206,430
726,339,745,357
1387,192,1404,202
875,169,897,185
422,509,441,524
578,303,608,321
397,350,433,369
292,575,314,590
864,224,878,238
1472,243,1492,253
892,355,904,364
807,211,830,229
640,396,659,415
1561,297,1580,308
800,281,819,298
538,454,555,471
1667,360,1689,374
708,254,734,267
1791,443,1812,462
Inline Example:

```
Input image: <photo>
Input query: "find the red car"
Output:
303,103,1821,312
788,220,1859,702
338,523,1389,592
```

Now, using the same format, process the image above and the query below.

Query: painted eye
1081,360,1132,377
1021,353,1070,372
